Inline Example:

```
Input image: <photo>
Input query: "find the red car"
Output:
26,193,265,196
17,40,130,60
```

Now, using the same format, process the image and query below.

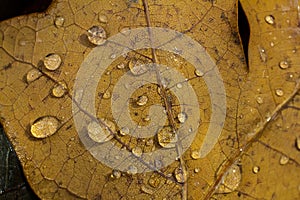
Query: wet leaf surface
0,0,299,199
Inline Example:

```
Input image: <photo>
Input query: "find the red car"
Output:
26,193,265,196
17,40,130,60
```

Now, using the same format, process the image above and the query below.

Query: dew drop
111,169,121,179
119,126,129,136
110,53,116,59
128,59,148,76
136,95,148,106
279,155,289,165
157,126,177,148
44,54,62,71
177,112,187,123
265,15,275,25
256,96,264,104
127,165,138,175
117,63,125,69
52,82,67,98
174,167,187,183
275,89,284,97
217,164,241,194
195,69,204,77
279,60,289,69
176,83,183,89
194,168,200,173
54,16,65,27
87,119,115,143
87,26,107,45
191,150,200,160
296,136,300,151
98,14,108,23
30,116,60,138
102,91,111,99
132,147,143,157
26,68,42,83
148,177,160,188
252,166,260,174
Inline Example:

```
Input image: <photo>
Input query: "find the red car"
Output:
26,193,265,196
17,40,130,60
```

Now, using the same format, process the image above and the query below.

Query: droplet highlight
30,116,60,138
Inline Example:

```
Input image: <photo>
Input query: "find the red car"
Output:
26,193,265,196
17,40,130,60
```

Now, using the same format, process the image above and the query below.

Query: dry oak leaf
0,0,299,199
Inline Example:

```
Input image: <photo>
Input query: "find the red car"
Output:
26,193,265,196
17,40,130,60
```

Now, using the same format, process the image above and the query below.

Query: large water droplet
87,26,107,45
54,16,65,27
279,60,289,69
157,127,177,148
87,119,115,143
174,167,187,183
128,59,148,76
44,54,62,71
30,116,60,138
275,89,284,97
52,82,67,98
136,95,148,106
265,15,275,25
217,164,241,194
26,68,42,83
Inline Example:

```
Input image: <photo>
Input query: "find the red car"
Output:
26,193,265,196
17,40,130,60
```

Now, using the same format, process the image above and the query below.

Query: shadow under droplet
79,34,96,48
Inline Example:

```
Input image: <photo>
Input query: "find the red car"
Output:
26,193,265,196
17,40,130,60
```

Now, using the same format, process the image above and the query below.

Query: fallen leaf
0,0,299,199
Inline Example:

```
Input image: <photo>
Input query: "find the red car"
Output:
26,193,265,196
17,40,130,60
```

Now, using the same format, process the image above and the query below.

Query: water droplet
279,60,289,69
252,166,260,174
275,89,284,97
136,95,148,106
177,112,187,123
127,165,137,175
54,16,65,27
256,96,264,104
87,119,115,143
26,68,42,83
141,185,154,195
265,15,275,25
44,54,62,71
296,137,300,151
87,26,107,45
195,69,204,77
110,53,116,59
132,147,143,157
176,83,182,89
111,169,121,178
98,14,108,23
143,115,150,122
103,91,111,99
174,167,187,183
52,82,67,98
259,47,267,62
194,168,200,173
157,127,177,148
117,63,125,69
270,42,274,47
279,155,289,165
217,164,241,194
148,177,160,188
191,150,200,159
119,126,129,136
128,59,148,76
30,116,60,138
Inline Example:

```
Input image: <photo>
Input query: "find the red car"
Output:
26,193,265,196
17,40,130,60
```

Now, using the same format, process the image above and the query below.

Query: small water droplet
191,150,200,159
176,83,183,89
143,115,150,122
44,54,62,71
132,147,143,157
259,47,267,62
270,42,274,47
87,119,115,143
111,169,121,178
87,26,107,45
217,164,241,194
148,177,160,188
146,139,153,146
296,136,300,151
119,126,129,136
194,168,200,173
26,68,42,83
128,59,148,76
157,126,177,148
30,116,60,138
52,82,67,98
256,96,264,104
174,167,187,183
136,95,148,106
279,60,289,69
275,89,284,97
98,14,108,23
54,16,65,27
177,112,187,123
279,155,289,165
117,63,125,69
252,166,260,174
265,15,275,25
103,91,111,99
195,69,204,77
127,165,138,175
110,53,116,59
